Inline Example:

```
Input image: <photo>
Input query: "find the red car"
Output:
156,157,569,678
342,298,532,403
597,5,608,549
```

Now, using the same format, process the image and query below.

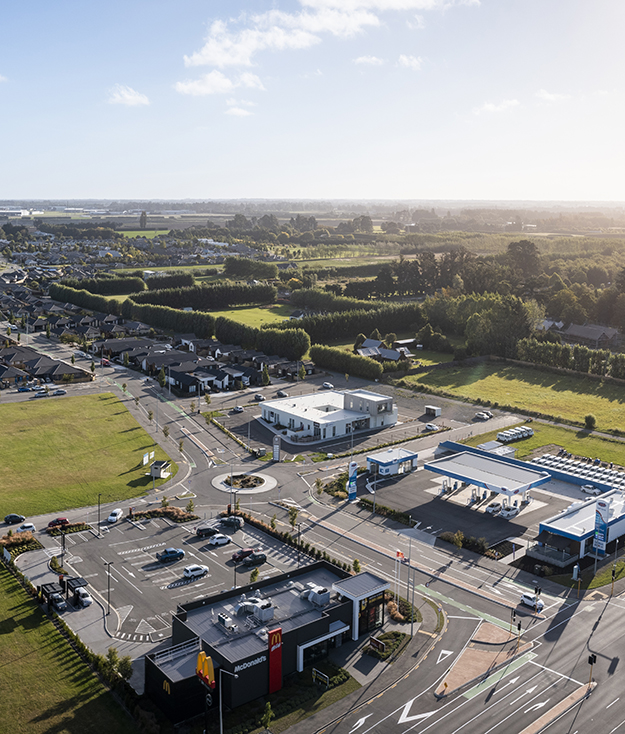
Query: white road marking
607,698,620,709
524,699,550,713
349,714,373,732
437,650,454,665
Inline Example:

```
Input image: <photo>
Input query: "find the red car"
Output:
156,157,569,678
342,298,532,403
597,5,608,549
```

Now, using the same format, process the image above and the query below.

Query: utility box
425,405,442,417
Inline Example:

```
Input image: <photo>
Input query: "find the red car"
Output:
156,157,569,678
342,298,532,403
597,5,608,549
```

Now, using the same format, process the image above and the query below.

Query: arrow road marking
397,700,436,724
509,685,537,705
525,699,550,713
437,650,454,665
349,714,372,733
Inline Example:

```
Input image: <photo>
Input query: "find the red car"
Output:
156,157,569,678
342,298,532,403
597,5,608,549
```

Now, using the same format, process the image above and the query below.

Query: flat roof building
144,562,389,720
367,447,418,476
260,389,397,443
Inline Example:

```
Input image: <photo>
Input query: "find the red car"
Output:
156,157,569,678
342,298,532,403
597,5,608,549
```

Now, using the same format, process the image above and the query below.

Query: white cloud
301,0,479,10
536,89,570,102
225,107,253,117
398,54,423,70
473,99,520,114
407,14,425,29
175,70,264,96
354,55,386,65
107,84,149,106
0,74,7,83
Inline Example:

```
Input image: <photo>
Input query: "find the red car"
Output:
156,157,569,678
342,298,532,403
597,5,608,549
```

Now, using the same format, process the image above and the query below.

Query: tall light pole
97,493,102,537
297,523,302,568
104,561,114,615
219,668,238,734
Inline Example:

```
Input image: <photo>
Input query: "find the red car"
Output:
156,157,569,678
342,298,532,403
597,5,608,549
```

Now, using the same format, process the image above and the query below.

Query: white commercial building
260,389,398,442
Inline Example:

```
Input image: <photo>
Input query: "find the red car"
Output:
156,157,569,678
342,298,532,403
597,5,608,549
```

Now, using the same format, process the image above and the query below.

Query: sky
2,0,625,202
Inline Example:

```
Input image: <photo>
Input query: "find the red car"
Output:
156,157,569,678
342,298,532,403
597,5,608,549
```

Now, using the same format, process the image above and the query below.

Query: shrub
585,413,597,430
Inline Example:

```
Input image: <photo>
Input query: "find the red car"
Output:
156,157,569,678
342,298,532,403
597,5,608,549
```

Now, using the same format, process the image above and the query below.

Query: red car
48,518,70,529
231,548,255,564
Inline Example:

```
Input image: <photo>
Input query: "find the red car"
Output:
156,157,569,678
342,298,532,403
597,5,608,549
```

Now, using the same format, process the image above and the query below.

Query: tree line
517,338,625,380
130,282,277,310
309,345,383,381
146,272,195,290
289,288,381,313
223,256,279,280
61,276,146,295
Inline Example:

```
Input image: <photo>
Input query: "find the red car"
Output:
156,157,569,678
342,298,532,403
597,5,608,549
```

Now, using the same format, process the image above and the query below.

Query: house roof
562,323,619,340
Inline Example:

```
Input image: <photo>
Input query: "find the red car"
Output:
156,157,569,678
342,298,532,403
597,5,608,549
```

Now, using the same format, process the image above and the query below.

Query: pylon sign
196,651,216,689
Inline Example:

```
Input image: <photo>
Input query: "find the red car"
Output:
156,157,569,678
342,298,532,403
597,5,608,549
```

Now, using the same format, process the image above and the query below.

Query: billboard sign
268,627,283,694
594,498,609,553
347,461,358,501
143,453,149,466
273,435,281,462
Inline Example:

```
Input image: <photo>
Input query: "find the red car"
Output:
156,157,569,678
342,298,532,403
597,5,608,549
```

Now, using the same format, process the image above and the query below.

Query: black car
220,515,244,529
5,513,25,525
49,592,67,612
243,552,267,567
196,524,220,538
156,548,185,563
231,547,255,564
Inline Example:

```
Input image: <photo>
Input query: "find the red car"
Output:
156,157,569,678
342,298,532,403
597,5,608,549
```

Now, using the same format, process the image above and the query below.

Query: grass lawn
212,304,294,327
400,362,625,432
550,555,625,591
120,229,170,239
1,393,176,517
461,422,625,464
0,566,139,734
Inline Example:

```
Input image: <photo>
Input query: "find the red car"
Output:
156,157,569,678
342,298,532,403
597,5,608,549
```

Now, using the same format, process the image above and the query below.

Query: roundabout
211,470,277,495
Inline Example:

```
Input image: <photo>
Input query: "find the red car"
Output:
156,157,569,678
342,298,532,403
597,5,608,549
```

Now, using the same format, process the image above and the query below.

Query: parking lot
50,514,301,642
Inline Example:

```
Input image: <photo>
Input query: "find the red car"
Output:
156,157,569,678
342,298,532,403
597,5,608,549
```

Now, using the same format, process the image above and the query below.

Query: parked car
17,523,36,533
49,592,67,612
232,406,244,413
5,513,25,525
485,502,502,515
52,389,67,396
107,508,123,523
17,386,31,392
425,423,439,431
276,390,288,398
47,517,69,528
322,382,334,389
196,524,220,538
499,506,519,519
156,548,185,563
482,410,494,418
581,484,601,495
208,533,232,547
475,412,490,420
232,548,255,564
220,516,244,529
520,593,544,612
254,394,266,402
74,350,88,358
76,588,93,607
183,564,209,579
34,391,49,398
243,552,267,567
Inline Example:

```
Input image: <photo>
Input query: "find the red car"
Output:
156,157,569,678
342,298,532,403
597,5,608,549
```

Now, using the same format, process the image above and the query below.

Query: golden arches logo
270,632,281,646
163,680,171,694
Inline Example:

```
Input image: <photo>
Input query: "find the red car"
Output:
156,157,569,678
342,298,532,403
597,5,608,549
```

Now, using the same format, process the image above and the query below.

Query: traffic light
588,654,597,666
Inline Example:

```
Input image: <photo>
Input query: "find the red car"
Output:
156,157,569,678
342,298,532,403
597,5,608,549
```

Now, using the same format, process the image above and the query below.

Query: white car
208,533,232,547
520,593,544,612
499,506,519,519
475,412,490,420
581,484,601,495
183,564,209,579
425,423,439,431
322,382,334,389
107,508,123,523
17,523,36,533
76,588,93,607
485,502,502,514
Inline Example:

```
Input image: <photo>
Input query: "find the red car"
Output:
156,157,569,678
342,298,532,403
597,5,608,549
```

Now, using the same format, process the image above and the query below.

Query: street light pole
104,561,114,615
219,669,239,734
297,523,302,568
97,493,102,537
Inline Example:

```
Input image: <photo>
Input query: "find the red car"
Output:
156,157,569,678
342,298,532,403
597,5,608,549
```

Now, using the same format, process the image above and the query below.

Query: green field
1,393,176,517
400,363,625,432
121,229,170,239
0,567,139,734
462,422,625,465
212,304,294,327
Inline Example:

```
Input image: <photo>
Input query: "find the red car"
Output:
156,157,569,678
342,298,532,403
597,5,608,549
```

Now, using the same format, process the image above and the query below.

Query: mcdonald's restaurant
144,561,389,721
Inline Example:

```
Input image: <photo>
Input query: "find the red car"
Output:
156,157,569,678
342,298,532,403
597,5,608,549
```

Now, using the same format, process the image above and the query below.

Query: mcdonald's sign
195,651,216,689
162,680,171,695
268,627,283,694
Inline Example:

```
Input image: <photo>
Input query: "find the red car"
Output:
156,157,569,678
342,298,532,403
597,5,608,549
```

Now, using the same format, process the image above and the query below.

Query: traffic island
435,622,534,698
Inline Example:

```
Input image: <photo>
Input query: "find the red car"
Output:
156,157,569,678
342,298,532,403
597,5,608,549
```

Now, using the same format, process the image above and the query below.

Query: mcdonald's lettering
268,627,283,694
163,680,171,694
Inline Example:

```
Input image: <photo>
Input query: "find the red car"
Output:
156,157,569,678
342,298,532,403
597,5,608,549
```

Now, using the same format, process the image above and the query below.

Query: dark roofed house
561,323,619,349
